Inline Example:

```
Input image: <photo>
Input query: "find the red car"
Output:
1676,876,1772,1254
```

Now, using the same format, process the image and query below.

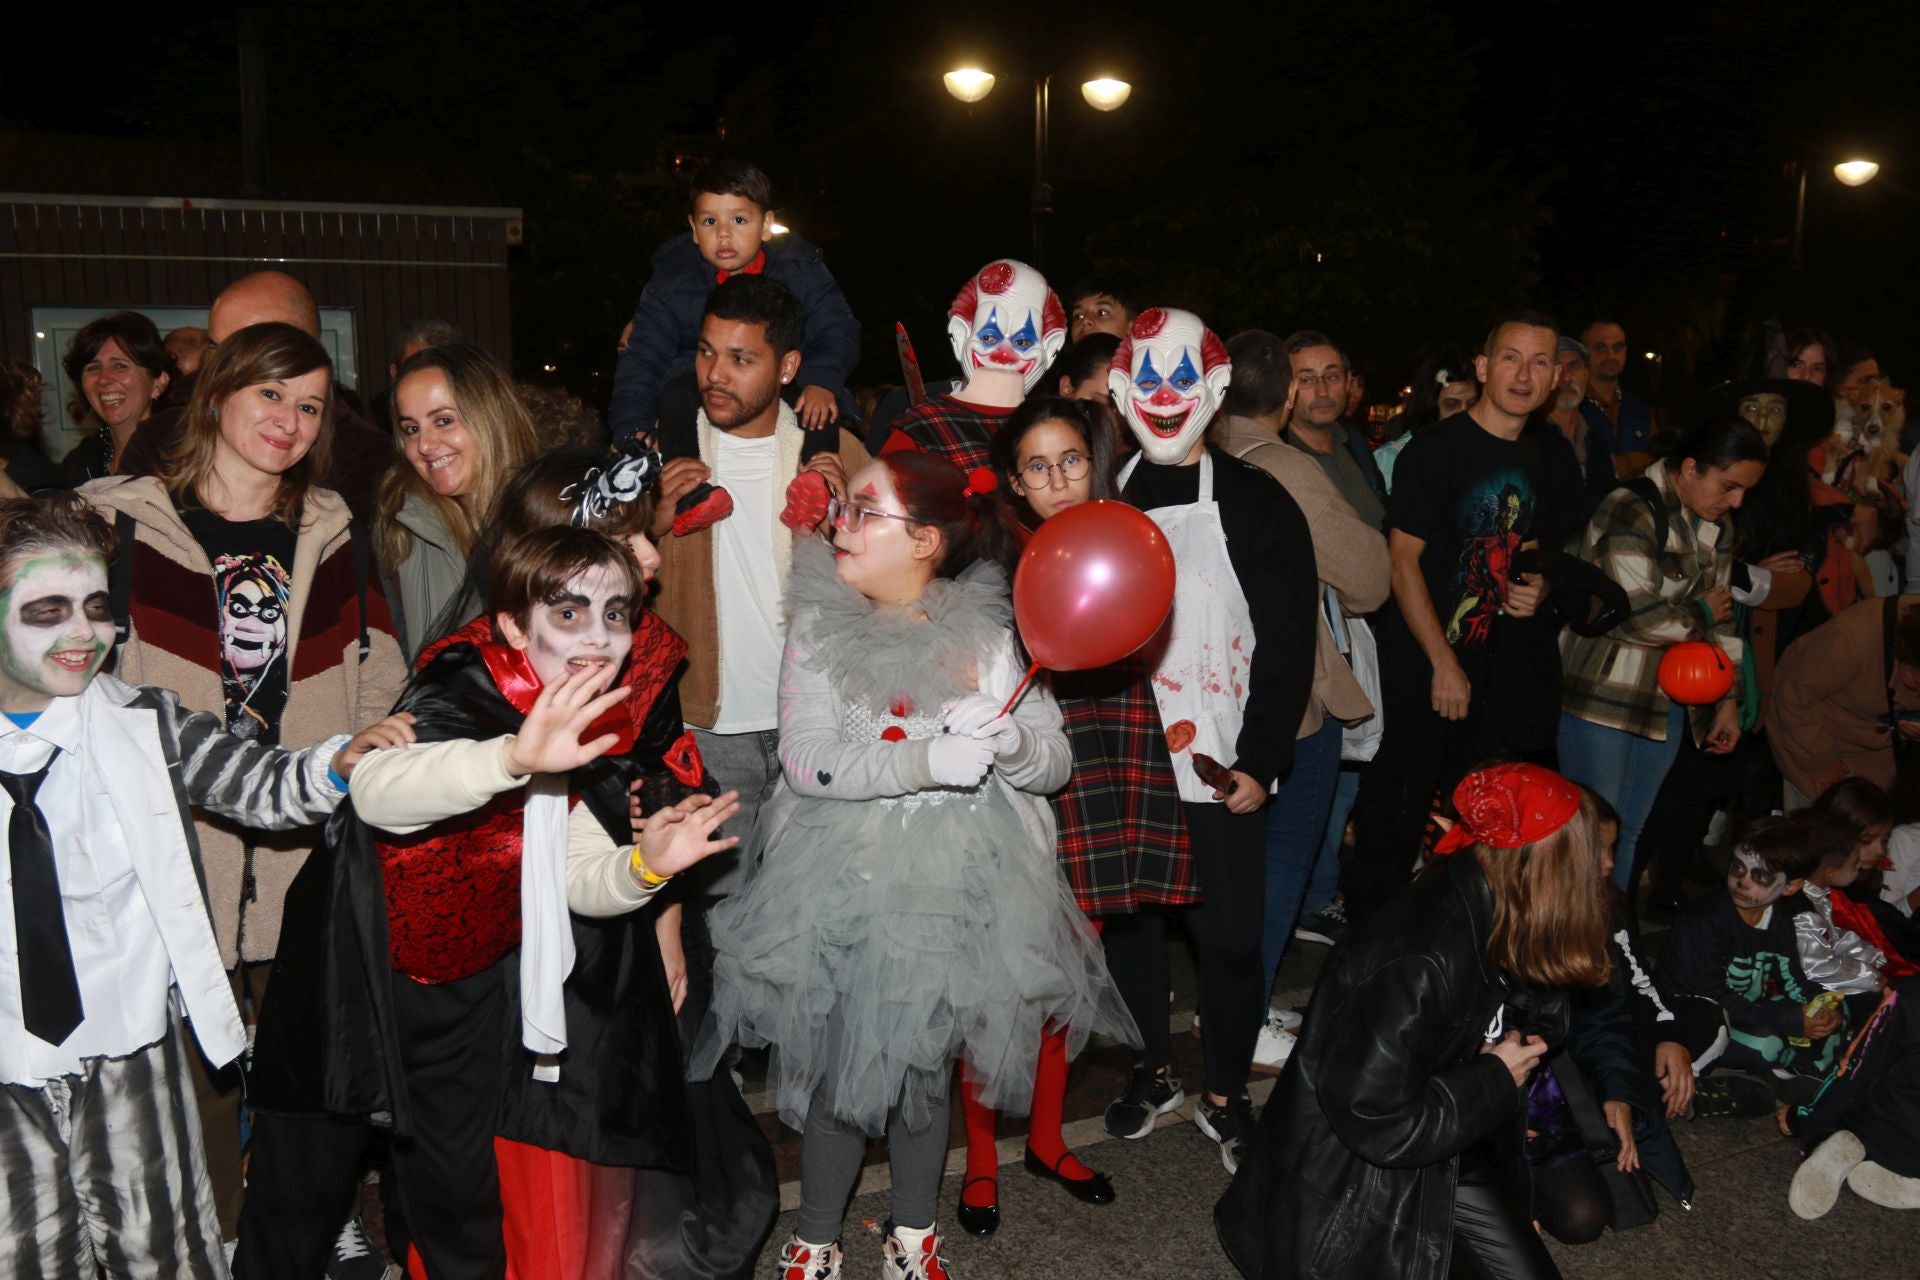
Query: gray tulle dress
691,541,1138,1136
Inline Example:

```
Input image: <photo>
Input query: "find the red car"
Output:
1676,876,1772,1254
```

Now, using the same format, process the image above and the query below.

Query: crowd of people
1,157,1918,1280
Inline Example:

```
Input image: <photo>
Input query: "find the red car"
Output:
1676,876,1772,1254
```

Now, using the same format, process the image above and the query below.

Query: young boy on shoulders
609,160,861,447
0,494,409,1277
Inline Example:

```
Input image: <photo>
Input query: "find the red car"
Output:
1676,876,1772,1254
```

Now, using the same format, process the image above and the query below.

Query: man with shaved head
164,326,213,377
125,272,389,518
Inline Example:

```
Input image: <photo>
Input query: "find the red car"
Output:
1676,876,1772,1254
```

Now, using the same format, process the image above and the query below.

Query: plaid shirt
880,395,1013,472
1050,659,1197,913
1560,460,1741,741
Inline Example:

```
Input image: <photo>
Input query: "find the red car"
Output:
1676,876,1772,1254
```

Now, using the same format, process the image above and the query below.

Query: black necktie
3,755,83,1045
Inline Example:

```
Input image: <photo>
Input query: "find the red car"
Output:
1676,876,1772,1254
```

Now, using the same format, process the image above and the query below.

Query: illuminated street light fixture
943,65,1132,266
1081,77,1132,111
943,68,996,104
1834,159,1881,187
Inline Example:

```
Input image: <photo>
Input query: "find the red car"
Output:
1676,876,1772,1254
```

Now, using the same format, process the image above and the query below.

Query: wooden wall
0,199,517,394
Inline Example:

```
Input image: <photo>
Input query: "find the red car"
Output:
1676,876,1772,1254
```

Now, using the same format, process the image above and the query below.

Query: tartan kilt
1049,658,1197,914
891,398,998,472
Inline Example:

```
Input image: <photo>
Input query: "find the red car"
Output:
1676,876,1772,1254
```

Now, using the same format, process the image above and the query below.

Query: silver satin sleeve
1793,899,1886,996
158,689,349,830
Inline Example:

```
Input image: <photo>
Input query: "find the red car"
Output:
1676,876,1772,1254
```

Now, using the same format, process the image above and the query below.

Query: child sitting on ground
608,159,861,448
1657,814,1849,1085
0,494,409,1276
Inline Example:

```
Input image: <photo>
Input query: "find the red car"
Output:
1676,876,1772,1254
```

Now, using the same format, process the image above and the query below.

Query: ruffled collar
786,538,1012,711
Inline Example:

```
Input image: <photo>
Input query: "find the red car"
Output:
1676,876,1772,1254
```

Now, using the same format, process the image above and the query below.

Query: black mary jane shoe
956,1177,1000,1237
1023,1146,1117,1206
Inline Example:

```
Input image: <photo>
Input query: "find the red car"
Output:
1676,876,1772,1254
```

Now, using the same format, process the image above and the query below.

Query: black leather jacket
1216,854,1534,1280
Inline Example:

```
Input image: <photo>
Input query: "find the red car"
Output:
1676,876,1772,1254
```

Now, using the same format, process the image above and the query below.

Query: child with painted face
0,494,410,1277
933,400,1194,1237
240,525,740,1278
693,451,1136,1279
1657,816,1846,1086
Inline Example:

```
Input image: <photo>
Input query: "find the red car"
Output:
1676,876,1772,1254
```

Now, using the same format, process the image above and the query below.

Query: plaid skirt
1050,660,1198,914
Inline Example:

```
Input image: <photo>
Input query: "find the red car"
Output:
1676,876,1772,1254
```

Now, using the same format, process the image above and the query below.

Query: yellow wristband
629,846,671,887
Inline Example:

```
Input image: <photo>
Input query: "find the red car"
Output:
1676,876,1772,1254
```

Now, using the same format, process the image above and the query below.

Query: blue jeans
1303,765,1361,916
1556,704,1687,891
1260,718,1343,986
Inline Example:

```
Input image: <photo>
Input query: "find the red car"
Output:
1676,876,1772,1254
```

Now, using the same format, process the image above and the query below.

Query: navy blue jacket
1580,387,1655,458
608,233,862,446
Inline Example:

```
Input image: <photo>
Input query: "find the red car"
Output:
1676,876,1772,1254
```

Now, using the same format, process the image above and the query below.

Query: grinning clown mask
947,259,1067,395
1108,308,1233,465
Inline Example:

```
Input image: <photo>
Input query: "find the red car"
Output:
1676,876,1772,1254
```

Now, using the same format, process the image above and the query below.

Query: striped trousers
0,1024,226,1279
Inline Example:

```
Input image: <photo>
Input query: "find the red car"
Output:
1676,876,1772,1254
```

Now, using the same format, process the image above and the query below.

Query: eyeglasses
1018,452,1091,487
825,496,916,535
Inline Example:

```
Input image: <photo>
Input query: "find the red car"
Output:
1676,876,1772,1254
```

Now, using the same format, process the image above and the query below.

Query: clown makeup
498,563,634,693
0,553,115,713
1856,822,1892,874
1108,308,1233,466
1727,844,1790,918
830,464,934,604
946,260,1067,396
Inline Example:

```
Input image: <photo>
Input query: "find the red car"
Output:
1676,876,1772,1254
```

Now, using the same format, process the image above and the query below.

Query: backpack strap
110,509,136,646
348,520,371,664
1620,476,1669,557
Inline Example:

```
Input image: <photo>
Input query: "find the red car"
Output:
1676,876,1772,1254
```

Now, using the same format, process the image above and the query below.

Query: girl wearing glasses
81,322,406,1241
695,449,1135,1279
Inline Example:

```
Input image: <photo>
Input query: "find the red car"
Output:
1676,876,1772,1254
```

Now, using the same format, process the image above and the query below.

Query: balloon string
998,660,1042,718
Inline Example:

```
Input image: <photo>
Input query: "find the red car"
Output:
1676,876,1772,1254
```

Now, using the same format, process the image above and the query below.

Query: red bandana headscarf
1433,763,1582,855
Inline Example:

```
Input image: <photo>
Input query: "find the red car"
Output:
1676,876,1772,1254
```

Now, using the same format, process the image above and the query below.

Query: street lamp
944,66,1133,268
1793,155,1879,271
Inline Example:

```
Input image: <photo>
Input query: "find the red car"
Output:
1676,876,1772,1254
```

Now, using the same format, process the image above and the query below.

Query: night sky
5,0,1915,408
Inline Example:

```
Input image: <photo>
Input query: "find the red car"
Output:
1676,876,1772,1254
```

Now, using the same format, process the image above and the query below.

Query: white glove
944,694,1021,756
926,732,994,788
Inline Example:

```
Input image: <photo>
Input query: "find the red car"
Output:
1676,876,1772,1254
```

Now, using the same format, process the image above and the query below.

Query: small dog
1822,383,1904,494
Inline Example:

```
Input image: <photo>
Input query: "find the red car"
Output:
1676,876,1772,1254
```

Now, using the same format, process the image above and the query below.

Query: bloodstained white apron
1119,451,1257,803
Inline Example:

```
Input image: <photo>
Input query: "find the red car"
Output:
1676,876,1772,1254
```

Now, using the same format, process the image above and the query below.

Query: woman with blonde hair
379,339,540,656
81,320,407,1245
1217,763,1612,1280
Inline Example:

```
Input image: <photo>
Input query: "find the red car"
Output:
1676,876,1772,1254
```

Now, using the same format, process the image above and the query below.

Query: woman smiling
79,321,406,1241
59,311,175,483
377,341,540,658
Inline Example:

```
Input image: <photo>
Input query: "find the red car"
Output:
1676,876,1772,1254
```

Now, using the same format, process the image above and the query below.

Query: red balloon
1658,640,1735,705
1014,500,1175,671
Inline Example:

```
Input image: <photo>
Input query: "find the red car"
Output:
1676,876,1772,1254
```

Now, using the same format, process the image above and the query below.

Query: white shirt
0,697,172,1085
708,429,785,733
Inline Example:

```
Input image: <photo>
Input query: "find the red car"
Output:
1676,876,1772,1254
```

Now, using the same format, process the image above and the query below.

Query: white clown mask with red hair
946,259,1067,394
1108,308,1233,464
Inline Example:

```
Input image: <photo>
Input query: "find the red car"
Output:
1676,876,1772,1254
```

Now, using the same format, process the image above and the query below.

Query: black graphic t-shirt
183,505,298,744
1384,413,1541,661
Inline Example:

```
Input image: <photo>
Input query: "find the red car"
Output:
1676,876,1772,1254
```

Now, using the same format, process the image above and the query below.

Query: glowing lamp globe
1834,159,1880,187
944,68,997,104
1081,78,1133,111
1657,641,1735,705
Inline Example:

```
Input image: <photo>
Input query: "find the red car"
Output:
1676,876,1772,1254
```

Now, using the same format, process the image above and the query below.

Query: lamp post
944,66,1132,269
1793,157,1880,271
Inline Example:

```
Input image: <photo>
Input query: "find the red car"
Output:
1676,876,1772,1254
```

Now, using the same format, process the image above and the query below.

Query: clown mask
1108,308,1233,465
946,259,1067,395
0,552,115,713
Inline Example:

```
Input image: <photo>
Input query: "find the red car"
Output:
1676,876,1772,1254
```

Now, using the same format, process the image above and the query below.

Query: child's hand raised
795,385,839,430
503,666,631,777
633,791,742,880
331,713,418,780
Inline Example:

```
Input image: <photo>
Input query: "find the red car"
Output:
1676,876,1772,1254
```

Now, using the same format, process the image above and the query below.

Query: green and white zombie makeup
0,553,115,712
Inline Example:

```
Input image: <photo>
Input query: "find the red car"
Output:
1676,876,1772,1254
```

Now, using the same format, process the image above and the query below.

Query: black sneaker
1292,901,1348,947
1194,1090,1257,1174
1103,1062,1185,1140
325,1217,392,1280
1689,1073,1775,1120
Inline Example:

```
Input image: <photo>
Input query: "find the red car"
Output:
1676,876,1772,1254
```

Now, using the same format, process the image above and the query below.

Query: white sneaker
1790,1130,1867,1219
1848,1160,1920,1209
1251,1015,1297,1074
881,1222,953,1279
777,1235,844,1280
